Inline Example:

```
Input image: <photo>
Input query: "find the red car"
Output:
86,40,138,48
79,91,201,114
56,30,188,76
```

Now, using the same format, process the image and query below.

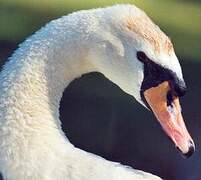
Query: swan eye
137,51,149,63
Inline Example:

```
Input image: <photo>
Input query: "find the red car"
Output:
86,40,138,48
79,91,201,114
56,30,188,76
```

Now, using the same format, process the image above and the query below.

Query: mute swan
0,4,195,180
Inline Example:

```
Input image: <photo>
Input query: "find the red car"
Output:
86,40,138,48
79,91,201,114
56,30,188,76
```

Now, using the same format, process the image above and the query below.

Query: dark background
0,1,201,179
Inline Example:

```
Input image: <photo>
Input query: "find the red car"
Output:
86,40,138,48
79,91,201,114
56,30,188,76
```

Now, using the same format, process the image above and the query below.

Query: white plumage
0,4,186,180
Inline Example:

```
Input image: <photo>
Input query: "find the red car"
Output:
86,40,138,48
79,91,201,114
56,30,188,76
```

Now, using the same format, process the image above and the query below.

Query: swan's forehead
126,12,173,55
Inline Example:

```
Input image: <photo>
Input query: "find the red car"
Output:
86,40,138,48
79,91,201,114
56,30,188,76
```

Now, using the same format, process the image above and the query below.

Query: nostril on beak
183,140,195,158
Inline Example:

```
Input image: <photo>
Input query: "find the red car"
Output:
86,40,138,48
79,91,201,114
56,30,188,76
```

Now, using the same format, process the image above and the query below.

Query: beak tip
180,140,195,158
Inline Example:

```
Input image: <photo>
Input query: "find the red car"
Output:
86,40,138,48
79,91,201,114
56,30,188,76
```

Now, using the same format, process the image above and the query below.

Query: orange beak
144,81,195,157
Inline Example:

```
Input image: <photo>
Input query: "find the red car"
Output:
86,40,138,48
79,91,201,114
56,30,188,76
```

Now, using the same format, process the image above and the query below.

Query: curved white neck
0,24,97,178
0,29,95,130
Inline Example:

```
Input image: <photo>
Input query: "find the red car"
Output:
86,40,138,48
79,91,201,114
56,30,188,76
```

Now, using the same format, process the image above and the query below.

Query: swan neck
0,31,94,129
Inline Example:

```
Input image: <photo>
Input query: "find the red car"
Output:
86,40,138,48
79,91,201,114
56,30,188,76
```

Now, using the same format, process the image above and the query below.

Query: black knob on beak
170,78,187,97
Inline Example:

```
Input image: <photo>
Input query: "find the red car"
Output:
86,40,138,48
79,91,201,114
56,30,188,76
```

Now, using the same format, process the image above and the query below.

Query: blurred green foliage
0,0,201,60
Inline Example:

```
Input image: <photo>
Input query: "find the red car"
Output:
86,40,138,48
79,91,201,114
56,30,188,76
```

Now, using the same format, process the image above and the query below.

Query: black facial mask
136,51,187,106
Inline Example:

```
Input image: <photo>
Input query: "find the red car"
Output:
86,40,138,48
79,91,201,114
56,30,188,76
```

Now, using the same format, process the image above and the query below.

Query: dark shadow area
59,60,201,180
0,44,201,180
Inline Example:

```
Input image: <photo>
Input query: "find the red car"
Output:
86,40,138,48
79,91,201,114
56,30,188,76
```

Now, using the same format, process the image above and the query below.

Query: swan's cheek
144,81,195,158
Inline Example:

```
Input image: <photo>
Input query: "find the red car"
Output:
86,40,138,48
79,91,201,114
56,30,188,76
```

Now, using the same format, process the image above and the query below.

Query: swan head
89,4,195,157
